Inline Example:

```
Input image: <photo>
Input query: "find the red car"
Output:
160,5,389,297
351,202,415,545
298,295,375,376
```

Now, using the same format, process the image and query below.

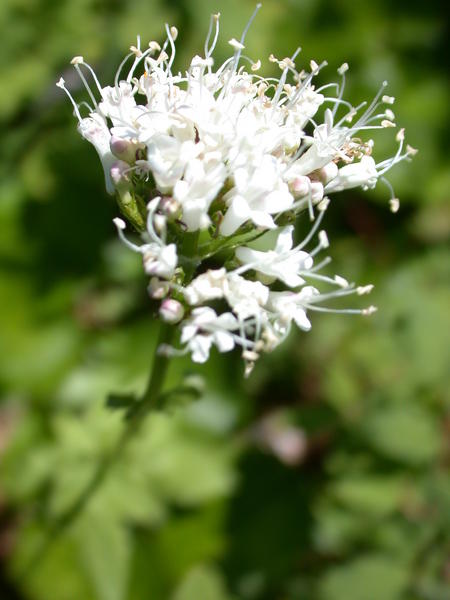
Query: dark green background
0,0,449,599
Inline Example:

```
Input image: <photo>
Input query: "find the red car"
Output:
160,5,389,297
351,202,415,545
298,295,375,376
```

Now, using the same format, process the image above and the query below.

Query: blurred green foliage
0,0,449,599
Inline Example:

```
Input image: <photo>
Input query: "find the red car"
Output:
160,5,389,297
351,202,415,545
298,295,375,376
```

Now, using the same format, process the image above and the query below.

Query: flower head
59,6,414,375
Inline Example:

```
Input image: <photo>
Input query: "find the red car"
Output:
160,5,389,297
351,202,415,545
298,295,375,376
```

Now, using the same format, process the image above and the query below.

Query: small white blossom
180,308,238,363
235,226,313,287
113,213,177,280
325,155,378,193
268,288,318,332
184,269,228,305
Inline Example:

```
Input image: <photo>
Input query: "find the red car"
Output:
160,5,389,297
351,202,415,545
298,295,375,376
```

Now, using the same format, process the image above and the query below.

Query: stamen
113,218,142,252
310,256,332,272
332,61,349,119
352,80,388,130
146,198,164,246
71,57,104,96
206,13,221,60
295,208,327,251
272,47,301,108
165,23,177,73
73,63,99,109
56,78,82,122
304,305,367,315
114,51,134,92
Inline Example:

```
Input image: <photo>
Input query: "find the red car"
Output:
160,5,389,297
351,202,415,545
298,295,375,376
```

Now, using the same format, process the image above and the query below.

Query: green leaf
172,565,233,600
330,475,405,516
319,555,409,600
364,405,441,465
74,512,132,600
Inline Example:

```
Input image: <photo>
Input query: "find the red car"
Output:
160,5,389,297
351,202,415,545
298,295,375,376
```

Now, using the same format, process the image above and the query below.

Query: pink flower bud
158,196,181,220
159,299,185,324
148,277,169,299
110,136,136,164
110,160,130,188
310,181,324,203
317,161,338,184
291,176,310,197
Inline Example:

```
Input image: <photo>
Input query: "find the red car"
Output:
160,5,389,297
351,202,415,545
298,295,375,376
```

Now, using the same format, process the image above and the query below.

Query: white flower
143,134,202,192
185,270,269,320
113,214,177,280
220,155,294,236
268,288,319,332
142,243,177,279
181,308,238,363
325,155,378,193
235,226,313,287
224,273,269,319
78,114,116,194
292,110,346,176
174,155,227,230
184,269,228,305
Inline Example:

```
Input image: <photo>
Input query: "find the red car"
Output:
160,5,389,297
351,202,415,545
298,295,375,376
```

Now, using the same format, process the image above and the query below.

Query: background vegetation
0,0,448,598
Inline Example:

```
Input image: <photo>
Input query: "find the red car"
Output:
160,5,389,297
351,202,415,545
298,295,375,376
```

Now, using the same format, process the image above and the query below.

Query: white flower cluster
58,6,415,375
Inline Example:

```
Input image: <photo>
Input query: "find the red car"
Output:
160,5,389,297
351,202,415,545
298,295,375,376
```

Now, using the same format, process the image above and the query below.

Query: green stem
20,322,173,580
198,228,267,259
180,231,200,280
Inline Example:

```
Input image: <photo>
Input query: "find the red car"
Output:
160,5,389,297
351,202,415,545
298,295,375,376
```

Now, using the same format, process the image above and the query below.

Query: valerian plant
35,5,415,572
57,5,415,376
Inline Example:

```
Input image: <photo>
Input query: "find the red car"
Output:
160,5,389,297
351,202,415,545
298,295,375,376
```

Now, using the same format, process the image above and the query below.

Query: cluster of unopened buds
58,5,416,375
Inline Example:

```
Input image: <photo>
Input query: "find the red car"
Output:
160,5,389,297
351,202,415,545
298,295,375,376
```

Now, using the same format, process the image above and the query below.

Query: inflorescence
58,5,415,375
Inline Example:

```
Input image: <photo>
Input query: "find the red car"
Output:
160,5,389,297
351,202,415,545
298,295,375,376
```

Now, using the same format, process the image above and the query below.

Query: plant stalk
20,321,173,579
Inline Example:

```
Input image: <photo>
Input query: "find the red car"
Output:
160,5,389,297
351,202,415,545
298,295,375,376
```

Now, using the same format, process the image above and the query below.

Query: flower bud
159,299,185,324
291,176,310,198
316,161,339,184
110,136,138,164
110,160,131,191
148,277,169,299
153,213,167,235
158,196,182,220
310,181,324,203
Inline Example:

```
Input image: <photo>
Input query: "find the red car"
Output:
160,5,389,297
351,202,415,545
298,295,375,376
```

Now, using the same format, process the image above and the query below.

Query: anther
317,197,330,212
129,46,142,57
396,128,405,142
318,230,329,249
389,198,400,213
228,38,245,50
334,275,349,288
357,285,374,295
113,217,126,230
310,60,319,74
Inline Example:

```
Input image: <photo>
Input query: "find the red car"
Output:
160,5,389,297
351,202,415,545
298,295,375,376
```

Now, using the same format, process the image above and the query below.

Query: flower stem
20,321,173,579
